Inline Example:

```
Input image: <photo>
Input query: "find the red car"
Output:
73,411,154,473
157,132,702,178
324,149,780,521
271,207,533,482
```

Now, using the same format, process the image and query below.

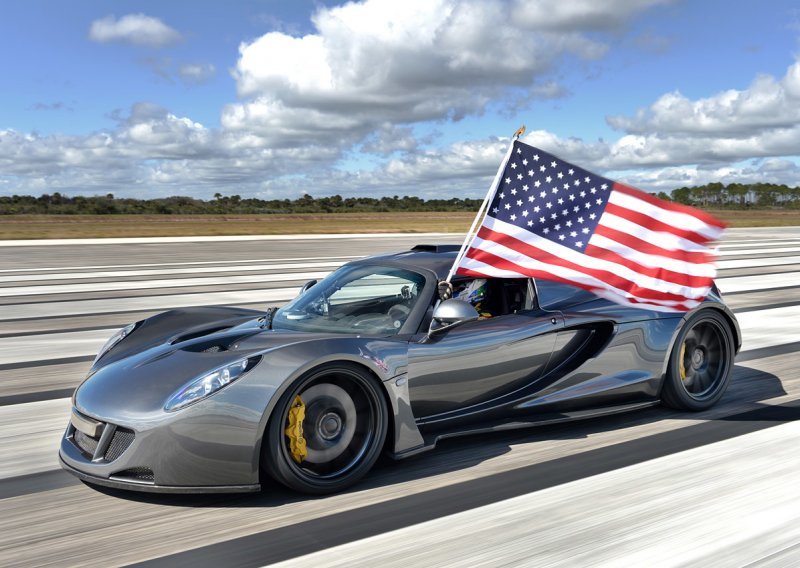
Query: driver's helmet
455,278,487,307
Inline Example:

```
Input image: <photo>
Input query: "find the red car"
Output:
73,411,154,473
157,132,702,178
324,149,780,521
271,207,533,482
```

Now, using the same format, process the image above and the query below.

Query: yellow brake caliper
679,342,687,381
284,395,307,464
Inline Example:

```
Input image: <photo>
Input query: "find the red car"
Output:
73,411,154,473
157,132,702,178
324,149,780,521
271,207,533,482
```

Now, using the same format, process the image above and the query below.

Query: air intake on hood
170,326,233,345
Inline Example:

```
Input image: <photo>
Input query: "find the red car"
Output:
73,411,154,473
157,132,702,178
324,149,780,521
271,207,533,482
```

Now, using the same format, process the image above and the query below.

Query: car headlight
165,356,261,412
93,322,138,365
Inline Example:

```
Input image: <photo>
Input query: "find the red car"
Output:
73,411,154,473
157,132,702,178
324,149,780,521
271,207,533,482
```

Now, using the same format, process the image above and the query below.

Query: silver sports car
59,244,740,494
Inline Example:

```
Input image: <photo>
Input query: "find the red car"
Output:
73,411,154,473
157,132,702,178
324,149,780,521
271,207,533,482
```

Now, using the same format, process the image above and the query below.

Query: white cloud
608,60,800,136
178,63,216,84
88,14,182,48
224,0,663,148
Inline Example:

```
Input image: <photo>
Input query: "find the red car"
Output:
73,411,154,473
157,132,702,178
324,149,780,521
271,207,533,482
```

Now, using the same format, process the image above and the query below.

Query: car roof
353,244,461,280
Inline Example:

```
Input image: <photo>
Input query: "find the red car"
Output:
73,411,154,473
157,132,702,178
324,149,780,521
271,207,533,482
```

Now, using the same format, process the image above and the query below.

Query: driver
454,278,492,318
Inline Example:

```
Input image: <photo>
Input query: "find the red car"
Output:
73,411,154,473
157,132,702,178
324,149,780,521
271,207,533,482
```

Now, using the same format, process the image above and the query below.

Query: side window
451,277,531,317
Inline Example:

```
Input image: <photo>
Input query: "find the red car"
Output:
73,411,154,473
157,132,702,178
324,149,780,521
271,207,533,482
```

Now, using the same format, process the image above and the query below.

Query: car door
406,307,564,425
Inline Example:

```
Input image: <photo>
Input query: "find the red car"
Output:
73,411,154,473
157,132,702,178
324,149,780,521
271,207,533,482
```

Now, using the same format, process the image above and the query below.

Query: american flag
455,140,726,312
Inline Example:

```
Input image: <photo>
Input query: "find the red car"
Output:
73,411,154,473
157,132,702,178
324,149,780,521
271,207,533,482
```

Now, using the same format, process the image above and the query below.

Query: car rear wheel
661,309,735,411
262,362,388,494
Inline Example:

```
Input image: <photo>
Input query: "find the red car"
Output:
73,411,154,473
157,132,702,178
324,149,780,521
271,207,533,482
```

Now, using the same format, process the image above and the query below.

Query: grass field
0,209,797,239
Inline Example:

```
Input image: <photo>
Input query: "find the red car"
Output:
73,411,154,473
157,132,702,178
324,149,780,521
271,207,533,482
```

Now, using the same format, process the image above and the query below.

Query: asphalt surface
0,228,798,567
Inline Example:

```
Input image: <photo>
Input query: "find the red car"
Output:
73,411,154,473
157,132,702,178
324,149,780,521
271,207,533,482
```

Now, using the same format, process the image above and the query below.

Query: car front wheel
262,362,388,494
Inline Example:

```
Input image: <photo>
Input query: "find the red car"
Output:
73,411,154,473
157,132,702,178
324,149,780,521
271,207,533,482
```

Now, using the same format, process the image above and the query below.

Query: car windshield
273,264,427,335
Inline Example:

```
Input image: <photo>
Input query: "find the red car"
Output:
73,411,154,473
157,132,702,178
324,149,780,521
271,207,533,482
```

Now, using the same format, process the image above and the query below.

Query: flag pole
443,125,525,284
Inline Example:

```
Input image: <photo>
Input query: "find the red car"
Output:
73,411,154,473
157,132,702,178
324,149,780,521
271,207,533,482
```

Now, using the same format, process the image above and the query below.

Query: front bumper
59,402,265,493
59,455,260,494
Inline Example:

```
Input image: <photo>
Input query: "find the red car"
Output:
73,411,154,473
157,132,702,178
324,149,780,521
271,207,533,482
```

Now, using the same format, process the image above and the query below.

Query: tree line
0,182,798,215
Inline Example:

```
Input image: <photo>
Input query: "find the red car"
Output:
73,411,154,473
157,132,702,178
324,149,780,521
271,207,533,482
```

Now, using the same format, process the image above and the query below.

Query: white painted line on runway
0,271,331,297
0,255,361,275
271,420,800,568
718,256,800,270
717,271,800,294
0,398,71,478
0,233,454,247
734,305,800,351
0,287,298,321
0,261,345,284
0,329,112,365
718,246,800,257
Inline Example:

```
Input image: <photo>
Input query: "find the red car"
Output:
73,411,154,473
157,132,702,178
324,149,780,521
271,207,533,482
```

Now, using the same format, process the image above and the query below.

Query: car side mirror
429,299,479,334
298,279,317,296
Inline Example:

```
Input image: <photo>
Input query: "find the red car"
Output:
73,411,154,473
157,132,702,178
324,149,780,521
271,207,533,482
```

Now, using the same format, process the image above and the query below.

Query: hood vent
170,326,232,345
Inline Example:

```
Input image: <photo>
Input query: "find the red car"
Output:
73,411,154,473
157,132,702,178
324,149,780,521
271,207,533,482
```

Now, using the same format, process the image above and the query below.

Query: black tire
262,362,388,494
662,309,735,411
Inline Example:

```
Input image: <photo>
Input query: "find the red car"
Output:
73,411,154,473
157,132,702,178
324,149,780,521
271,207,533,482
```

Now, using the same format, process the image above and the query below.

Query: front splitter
59,456,261,494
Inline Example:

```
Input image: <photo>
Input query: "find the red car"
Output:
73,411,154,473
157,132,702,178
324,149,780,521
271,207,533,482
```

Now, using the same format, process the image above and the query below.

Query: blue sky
2,0,800,199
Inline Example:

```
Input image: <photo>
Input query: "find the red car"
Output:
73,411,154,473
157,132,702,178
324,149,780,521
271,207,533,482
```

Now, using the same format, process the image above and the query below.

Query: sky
2,0,800,199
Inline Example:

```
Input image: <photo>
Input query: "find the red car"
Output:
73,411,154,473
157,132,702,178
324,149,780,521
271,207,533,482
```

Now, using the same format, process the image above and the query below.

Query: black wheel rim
282,370,379,481
678,318,731,401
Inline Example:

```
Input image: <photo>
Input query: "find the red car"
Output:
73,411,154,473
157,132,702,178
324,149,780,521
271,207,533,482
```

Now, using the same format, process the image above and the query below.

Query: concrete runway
0,228,798,567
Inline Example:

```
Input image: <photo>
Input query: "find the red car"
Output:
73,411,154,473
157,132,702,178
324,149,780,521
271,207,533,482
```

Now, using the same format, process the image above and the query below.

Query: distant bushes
0,183,797,215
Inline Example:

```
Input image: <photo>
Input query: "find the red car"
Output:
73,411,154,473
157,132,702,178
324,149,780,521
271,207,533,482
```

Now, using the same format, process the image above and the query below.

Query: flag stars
534,180,541,187
543,227,550,234
582,227,589,234
585,202,592,209
522,159,528,166
505,203,512,210
551,213,558,220
492,207,499,214
562,209,569,216
539,165,546,172
527,220,534,227
575,241,583,248
573,205,580,212
557,171,564,179
565,220,573,228
554,224,561,231
589,213,596,220
574,179,581,187
540,191,547,198
533,205,540,212
510,188,517,195
577,216,584,224
539,216,546,223
590,187,596,194
596,198,603,205
579,190,586,198
545,202,553,209
528,196,535,203
550,161,557,167
601,183,608,190
511,162,517,169
510,214,517,221
569,194,576,201
557,198,564,205
584,176,590,183
545,175,552,183
516,199,523,206
563,183,570,190
522,184,529,191
568,168,574,175
522,210,529,217
528,169,535,177
499,192,505,199
505,177,511,184
570,231,577,238
558,234,566,241
517,173,523,180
